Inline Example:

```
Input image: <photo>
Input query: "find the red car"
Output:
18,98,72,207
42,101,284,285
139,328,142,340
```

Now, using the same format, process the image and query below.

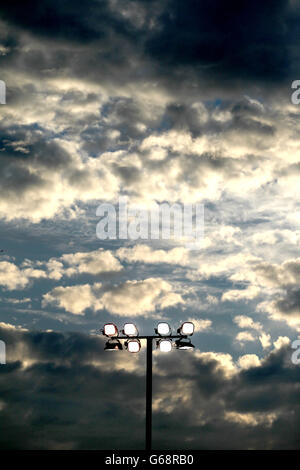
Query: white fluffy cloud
222,285,260,302
233,315,263,331
259,332,272,350
42,283,103,315
0,261,46,290
237,354,261,369
187,318,212,332
42,277,183,316
225,411,277,427
233,317,271,350
236,331,256,344
195,351,237,378
273,336,291,350
257,288,300,332
116,245,189,265
47,248,123,279
100,278,184,316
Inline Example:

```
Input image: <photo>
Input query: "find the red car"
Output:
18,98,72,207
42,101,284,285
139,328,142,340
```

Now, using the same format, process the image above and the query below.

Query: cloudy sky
0,0,300,449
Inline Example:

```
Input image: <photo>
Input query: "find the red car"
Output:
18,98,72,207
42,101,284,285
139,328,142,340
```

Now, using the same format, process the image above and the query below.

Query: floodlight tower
102,321,195,450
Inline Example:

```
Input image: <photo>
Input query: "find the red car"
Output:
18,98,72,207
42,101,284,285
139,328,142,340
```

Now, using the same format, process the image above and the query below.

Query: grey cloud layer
0,90,299,221
0,325,299,449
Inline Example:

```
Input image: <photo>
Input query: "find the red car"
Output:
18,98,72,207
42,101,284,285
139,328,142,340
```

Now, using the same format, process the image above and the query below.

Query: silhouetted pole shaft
107,334,186,450
146,337,152,451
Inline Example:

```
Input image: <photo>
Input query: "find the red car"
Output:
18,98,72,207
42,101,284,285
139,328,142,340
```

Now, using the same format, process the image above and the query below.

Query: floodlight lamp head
125,339,141,353
155,322,171,336
157,339,172,352
177,322,194,336
175,338,195,350
104,339,123,351
103,323,118,337
122,323,138,337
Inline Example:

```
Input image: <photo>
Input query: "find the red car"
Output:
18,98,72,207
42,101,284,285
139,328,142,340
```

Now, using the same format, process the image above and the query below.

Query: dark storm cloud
102,98,149,139
231,98,264,117
275,288,300,315
0,125,72,196
80,96,156,156
145,0,290,82
153,347,300,449
163,103,204,138
0,0,139,43
230,115,275,136
251,260,300,327
0,326,148,449
0,0,298,92
0,125,71,168
0,325,299,449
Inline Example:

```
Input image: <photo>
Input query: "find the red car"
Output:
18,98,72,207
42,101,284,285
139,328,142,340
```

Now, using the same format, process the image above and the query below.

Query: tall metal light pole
102,322,195,450
146,336,152,451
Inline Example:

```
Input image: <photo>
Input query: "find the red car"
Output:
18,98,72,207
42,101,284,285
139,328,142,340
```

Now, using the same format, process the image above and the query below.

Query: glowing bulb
103,323,118,337
127,339,141,353
179,322,194,336
123,323,138,336
157,322,171,336
158,339,172,352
